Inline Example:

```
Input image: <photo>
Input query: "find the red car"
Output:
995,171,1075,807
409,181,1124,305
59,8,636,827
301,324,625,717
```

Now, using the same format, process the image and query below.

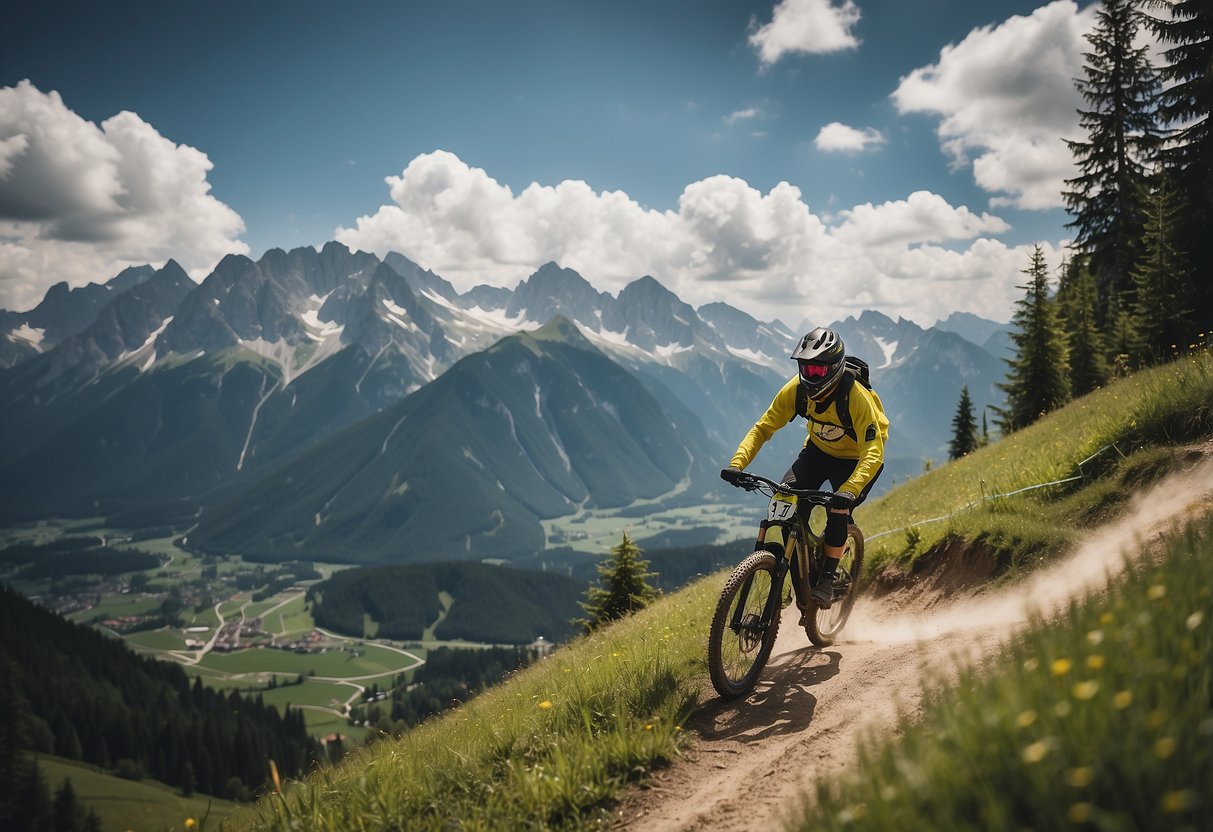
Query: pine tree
981,410,990,447
577,532,659,633
1056,258,1109,395
996,245,1071,432
51,778,81,832
181,760,197,798
1063,0,1162,321
1145,0,1213,325
1131,172,1194,361
948,386,979,460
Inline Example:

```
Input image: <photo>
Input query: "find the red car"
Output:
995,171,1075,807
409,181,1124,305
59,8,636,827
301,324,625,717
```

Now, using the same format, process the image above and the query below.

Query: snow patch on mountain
8,324,45,348
874,336,899,369
725,345,777,368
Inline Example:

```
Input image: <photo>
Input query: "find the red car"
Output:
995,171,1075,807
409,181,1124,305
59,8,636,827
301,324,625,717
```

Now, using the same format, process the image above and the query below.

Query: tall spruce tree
577,532,659,633
1131,172,1194,360
948,385,979,460
1057,257,1109,395
1146,0,1213,326
1063,0,1162,321
996,245,1072,432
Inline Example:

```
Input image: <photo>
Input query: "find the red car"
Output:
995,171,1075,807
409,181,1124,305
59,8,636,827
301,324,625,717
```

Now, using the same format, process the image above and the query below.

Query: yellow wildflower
1100,612,1114,625
1022,741,1050,764
1155,737,1177,759
1051,658,1072,676
1113,690,1133,709
1073,681,1099,700
1067,803,1093,823
1065,767,1094,788
1148,585,1166,601
1161,790,1193,813
1086,655,1104,670
1016,710,1037,728
538,700,553,710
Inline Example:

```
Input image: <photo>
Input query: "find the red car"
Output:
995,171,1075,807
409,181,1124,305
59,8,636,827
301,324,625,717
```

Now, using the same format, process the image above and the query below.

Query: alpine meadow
2,1,1212,831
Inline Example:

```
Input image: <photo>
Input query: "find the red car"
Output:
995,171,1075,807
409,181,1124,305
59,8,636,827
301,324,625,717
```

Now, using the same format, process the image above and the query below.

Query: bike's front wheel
708,551,782,699
805,523,865,647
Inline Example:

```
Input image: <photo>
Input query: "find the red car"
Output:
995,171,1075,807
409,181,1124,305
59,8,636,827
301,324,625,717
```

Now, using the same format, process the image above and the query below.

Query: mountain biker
721,327,889,607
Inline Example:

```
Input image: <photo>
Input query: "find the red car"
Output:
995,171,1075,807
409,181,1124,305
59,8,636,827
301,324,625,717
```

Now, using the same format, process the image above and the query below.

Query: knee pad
824,510,849,548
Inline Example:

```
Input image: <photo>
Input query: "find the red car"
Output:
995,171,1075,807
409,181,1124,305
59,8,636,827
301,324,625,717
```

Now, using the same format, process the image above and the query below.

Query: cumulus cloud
336,150,1060,326
814,122,885,152
834,191,1010,247
0,80,247,311
749,0,862,65
892,0,1096,210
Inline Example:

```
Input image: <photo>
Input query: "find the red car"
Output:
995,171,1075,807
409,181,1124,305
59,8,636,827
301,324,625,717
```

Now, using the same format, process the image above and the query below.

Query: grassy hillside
38,756,238,832
220,352,1213,831
859,350,1213,574
793,509,1213,831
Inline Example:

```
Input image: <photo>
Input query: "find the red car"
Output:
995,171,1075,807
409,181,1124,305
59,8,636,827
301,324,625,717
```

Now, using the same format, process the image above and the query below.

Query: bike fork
728,555,790,633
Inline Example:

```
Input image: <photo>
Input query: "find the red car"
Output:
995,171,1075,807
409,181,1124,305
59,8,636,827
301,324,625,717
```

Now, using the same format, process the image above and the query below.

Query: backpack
789,356,881,441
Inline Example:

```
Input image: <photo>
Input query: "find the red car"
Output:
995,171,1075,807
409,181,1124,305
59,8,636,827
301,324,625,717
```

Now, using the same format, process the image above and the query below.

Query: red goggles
798,361,831,380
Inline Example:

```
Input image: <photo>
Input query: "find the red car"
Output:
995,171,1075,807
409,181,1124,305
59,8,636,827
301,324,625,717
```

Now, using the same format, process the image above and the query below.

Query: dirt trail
613,456,1213,831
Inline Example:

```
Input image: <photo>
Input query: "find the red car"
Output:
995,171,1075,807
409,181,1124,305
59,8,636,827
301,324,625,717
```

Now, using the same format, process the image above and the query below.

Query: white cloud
0,80,247,311
814,122,885,152
892,0,1097,210
749,0,862,65
834,191,1010,247
336,150,1061,327
726,107,763,124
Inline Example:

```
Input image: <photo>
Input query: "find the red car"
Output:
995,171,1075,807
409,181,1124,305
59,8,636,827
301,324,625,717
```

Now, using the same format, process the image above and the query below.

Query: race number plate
767,496,796,522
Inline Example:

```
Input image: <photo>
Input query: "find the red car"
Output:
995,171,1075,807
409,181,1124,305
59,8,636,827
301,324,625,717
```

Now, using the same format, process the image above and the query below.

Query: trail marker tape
865,445,1122,543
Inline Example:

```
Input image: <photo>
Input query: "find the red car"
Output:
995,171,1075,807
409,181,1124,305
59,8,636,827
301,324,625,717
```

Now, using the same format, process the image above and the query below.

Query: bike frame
709,470,866,698
728,474,834,631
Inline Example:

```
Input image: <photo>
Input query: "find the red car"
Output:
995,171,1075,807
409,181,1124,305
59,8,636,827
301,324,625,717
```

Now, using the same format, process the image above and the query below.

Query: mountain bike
708,472,865,699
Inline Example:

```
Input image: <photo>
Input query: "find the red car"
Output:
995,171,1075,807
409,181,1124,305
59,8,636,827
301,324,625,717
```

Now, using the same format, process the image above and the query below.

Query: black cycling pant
782,442,883,548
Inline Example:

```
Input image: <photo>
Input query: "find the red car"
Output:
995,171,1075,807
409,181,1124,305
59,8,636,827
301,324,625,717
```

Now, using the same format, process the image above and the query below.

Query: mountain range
0,243,1011,562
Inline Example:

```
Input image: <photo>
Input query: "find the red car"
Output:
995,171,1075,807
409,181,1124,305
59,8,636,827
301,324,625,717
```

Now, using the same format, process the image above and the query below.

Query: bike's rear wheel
708,551,782,699
805,524,865,647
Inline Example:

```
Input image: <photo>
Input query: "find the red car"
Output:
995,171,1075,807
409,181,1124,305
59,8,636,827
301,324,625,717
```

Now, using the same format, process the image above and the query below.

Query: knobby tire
708,551,782,699
804,523,864,647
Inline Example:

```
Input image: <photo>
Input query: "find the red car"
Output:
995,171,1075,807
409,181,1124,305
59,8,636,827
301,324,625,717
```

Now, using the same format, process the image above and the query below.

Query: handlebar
722,470,836,506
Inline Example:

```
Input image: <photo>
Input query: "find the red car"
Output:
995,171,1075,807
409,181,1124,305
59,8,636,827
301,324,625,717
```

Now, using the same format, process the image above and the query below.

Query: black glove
720,467,744,484
829,491,855,511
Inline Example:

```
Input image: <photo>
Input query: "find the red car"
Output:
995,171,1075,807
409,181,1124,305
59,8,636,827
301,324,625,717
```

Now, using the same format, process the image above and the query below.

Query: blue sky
1,0,1100,326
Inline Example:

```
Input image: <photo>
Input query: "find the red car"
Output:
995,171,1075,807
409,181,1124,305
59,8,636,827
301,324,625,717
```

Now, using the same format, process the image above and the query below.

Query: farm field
1,525,434,742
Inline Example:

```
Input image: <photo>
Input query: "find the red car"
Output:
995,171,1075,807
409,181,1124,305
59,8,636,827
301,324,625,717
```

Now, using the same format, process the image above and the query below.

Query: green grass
223,580,714,830
791,511,1213,831
38,754,238,832
260,679,361,711
125,627,189,651
856,351,1213,572
301,710,371,744
269,594,313,635
214,352,1213,832
198,642,409,678
69,594,161,622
